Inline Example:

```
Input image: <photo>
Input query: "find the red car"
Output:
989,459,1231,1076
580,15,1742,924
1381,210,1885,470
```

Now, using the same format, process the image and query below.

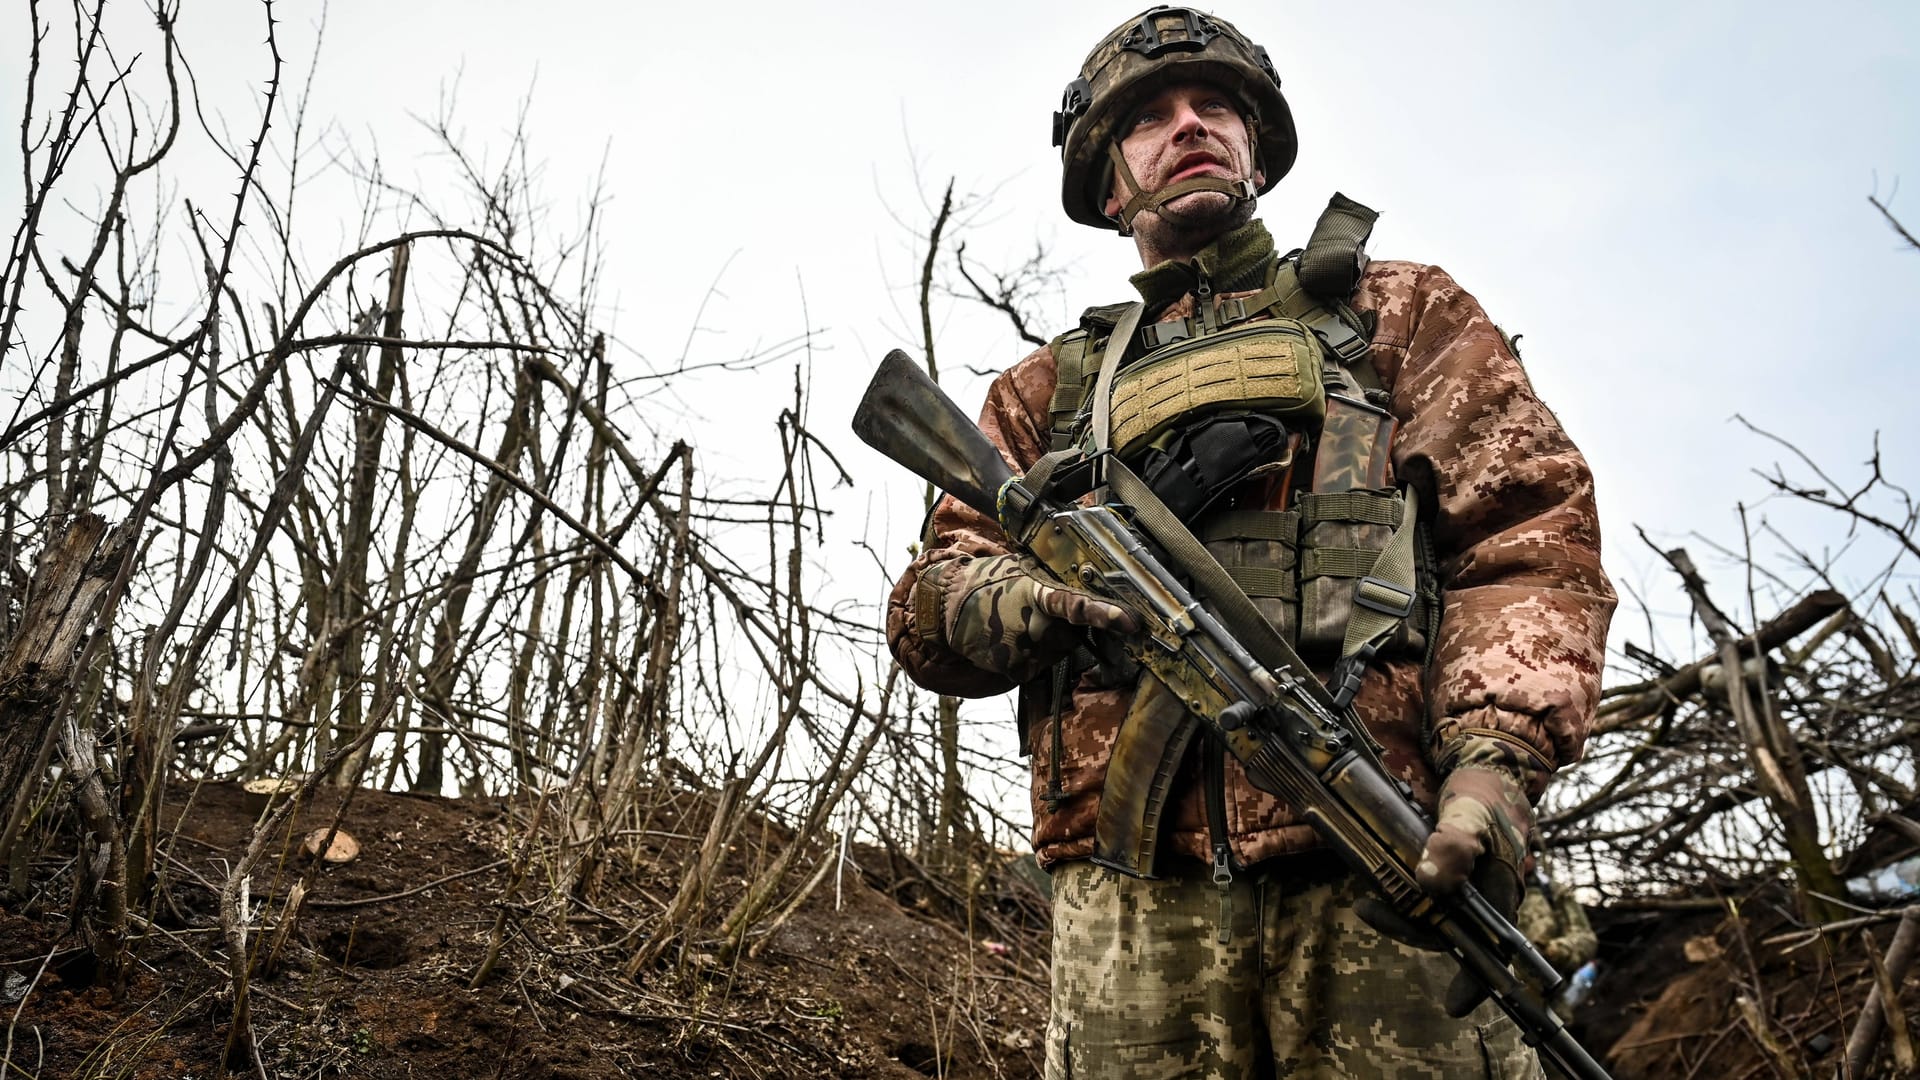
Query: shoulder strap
1047,329,1094,450
1047,300,1144,451
1263,260,1378,389
1297,192,1379,304
1088,302,1147,453
1330,487,1421,704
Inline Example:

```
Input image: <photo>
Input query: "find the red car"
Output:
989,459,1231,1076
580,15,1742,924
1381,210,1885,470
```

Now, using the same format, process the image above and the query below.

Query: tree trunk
327,243,409,783
0,515,125,798
0,514,130,989
415,366,535,792
1663,547,1848,922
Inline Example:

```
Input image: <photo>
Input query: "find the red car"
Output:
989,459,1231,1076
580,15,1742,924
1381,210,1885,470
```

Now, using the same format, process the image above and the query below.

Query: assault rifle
854,349,1612,1080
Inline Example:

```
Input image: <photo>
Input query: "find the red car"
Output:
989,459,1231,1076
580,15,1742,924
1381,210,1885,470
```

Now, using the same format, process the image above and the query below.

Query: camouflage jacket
885,223,1616,871
1517,882,1598,974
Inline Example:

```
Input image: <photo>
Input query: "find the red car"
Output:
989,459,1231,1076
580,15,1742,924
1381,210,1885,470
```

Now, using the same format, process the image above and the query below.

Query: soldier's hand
1418,763,1532,919
1358,734,1548,1017
1426,736,1548,1015
927,553,1139,678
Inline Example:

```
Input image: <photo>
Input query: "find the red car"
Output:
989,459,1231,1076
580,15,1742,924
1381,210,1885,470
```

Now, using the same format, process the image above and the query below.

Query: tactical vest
1021,196,1440,812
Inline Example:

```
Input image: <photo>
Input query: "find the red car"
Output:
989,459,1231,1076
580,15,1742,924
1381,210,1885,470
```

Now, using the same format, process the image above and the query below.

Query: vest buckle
1353,575,1416,618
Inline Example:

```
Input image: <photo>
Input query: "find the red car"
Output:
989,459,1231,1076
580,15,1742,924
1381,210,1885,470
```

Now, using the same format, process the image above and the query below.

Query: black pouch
1130,412,1294,523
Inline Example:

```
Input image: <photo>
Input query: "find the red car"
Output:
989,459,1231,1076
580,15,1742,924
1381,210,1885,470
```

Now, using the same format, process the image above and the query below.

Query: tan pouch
1107,319,1326,461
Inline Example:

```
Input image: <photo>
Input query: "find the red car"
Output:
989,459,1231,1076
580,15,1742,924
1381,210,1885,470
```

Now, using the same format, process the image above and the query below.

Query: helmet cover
1053,6,1296,230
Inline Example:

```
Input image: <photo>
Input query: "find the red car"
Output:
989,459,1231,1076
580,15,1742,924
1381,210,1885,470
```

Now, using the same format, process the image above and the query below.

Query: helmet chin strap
1107,140,1258,237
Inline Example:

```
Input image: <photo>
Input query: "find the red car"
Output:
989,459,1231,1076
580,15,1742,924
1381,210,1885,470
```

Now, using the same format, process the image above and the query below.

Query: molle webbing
1105,321,1323,458
1197,509,1299,543
1049,332,1096,451
1297,393,1414,660
1198,509,1300,601
1303,545,1388,579
1299,490,1401,526
1221,565,1297,601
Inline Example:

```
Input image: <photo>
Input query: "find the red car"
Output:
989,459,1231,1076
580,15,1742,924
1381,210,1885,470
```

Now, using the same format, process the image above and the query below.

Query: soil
0,781,1048,1079
1579,884,1919,1079
7,780,1917,1078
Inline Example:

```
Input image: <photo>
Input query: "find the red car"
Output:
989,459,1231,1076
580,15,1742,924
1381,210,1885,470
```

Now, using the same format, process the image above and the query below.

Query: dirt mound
17,780,1915,1078
1,781,1046,1078
1578,886,1916,1079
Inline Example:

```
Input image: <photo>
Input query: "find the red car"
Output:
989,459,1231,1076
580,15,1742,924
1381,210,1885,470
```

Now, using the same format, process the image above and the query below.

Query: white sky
6,1,1920,798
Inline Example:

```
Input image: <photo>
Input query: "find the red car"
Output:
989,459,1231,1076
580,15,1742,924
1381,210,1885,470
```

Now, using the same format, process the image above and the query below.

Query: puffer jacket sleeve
885,344,1062,697
1367,263,1616,788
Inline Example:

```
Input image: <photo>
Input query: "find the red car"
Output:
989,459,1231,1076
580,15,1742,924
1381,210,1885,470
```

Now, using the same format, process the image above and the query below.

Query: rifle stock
853,350,1614,1080
850,349,1012,520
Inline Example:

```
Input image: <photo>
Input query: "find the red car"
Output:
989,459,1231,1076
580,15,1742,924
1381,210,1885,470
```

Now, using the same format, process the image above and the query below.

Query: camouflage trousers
1046,857,1545,1079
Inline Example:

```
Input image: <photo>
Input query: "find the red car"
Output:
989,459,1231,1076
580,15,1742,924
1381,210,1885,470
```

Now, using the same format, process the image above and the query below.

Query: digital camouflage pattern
1046,859,1545,1078
912,553,1137,681
885,242,1617,871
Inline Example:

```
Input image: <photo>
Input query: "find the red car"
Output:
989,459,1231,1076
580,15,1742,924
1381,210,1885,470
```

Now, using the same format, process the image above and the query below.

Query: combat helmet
1052,6,1296,232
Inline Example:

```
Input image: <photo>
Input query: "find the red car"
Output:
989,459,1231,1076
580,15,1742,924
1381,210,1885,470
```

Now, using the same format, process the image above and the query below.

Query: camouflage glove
1357,733,1549,1017
1417,736,1546,921
912,554,1138,679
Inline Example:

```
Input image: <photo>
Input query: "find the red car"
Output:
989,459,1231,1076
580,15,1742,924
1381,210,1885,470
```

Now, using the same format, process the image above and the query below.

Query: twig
1763,904,1920,948
1845,909,1920,1079
1869,194,1920,251
0,942,57,1080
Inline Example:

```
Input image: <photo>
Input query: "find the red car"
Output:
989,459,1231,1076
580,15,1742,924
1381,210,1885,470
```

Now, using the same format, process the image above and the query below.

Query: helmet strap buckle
1109,141,1258,233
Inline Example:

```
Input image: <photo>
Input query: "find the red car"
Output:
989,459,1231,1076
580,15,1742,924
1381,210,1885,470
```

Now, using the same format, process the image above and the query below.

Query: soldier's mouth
1167,153,1227,182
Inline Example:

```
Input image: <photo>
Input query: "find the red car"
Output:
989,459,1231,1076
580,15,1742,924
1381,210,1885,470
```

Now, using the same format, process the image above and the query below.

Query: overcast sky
7,0,1919,689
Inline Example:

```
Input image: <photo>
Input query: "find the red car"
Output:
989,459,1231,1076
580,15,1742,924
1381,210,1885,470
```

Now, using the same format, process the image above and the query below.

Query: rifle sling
1088,302,1146,458
1087,455,1379,876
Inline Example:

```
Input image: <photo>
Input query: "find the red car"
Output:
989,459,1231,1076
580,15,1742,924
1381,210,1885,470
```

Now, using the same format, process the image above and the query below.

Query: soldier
885,6,1615,1077
1518,856,1600,1023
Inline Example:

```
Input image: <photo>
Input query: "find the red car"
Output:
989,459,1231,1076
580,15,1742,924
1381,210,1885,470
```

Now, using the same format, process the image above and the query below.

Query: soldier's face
1103,82,1263,223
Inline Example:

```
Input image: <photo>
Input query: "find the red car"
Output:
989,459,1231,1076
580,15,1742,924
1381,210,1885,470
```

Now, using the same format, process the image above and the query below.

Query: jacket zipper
1207,732,1234,944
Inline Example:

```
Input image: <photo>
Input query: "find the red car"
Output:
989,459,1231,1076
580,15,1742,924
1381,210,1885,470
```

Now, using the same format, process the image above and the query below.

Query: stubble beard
1133,189,1257,260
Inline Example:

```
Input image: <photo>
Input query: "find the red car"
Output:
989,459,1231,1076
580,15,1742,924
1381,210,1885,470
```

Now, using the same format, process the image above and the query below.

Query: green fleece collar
1127,220,1277,312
